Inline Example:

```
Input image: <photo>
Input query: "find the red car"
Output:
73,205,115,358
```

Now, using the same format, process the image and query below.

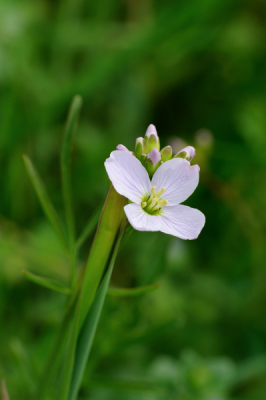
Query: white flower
104,151,205,239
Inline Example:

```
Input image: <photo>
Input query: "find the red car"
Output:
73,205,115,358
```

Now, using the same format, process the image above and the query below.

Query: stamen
146,198,157,211
156,186,165,197
146,197,153,206
152,199,169,211
158,199,168,207
141,187,168,215
151,186,157,196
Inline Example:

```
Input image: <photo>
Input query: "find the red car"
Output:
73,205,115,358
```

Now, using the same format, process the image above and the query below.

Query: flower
104,150,205,239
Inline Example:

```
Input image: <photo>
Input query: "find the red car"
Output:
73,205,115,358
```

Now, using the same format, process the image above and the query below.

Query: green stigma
141,186,168,215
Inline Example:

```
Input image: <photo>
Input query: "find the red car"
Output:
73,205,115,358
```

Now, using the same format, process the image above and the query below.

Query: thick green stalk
67,221,126,400
78,185,127,328
36,186,127,400
57,185,127,400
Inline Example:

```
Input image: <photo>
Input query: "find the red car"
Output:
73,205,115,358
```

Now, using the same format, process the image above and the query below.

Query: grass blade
107,283,159,297
61,95,83,287
23,155,68,253
61,95,82,244
57,296,81,400
22,270,71,294
75,206,102,250
67,222,125,400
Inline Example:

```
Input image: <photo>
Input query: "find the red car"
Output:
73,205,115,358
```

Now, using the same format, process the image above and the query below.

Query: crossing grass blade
61,95,83,287
75,206,102,251
23,155,68,253
22,270,71,294
61,94,82,246
107,283,159,297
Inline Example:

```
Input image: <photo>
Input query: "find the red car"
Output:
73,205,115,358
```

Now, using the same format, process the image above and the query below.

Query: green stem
35,186,127,400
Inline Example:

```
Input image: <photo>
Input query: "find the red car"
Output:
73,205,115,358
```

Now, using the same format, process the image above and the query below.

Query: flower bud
146,158,155,177
135,137,147,159
160,145,172,162
147,133,160,152
145,124,158,138
173,146,195,162
140,153,148,165
147,148,161,166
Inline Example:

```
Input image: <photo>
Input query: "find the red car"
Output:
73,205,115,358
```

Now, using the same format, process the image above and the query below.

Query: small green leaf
23,270,71,294
108,284,159,297
23,155,68,253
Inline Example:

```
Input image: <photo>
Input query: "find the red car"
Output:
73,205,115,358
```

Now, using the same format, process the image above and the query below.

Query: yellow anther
151,186,157,196
158,199,168,207
152,199,169,211
156,186,166,197
141,201,147,208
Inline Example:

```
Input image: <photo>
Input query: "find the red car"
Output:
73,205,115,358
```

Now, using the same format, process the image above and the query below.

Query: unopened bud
145,124,158,138
174,146,195,162
146,158,155,177
135,137,147,159
160,146,172,162
147,133,160,152
140,153,147,165
147,148,161,166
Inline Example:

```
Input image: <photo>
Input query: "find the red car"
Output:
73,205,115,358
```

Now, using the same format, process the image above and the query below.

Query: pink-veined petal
152,158,199,205
124,204,161,232
104,151,151,203
160,205,205,239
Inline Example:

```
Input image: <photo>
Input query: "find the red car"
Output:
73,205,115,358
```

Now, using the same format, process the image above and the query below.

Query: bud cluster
116,124,196,178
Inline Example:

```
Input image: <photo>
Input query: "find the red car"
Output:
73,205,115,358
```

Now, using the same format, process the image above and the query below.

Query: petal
124,204,161,232
152,158,199,205
116,144,131,152
104,151,151,203
160,205,205,239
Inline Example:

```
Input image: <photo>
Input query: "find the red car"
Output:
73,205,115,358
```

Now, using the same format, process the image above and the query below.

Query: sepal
160,145,172,161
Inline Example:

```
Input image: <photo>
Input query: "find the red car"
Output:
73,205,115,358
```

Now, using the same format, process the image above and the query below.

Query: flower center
141,186,168,215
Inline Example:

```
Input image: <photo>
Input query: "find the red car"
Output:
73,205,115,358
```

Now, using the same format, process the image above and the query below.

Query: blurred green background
1,0,266,399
